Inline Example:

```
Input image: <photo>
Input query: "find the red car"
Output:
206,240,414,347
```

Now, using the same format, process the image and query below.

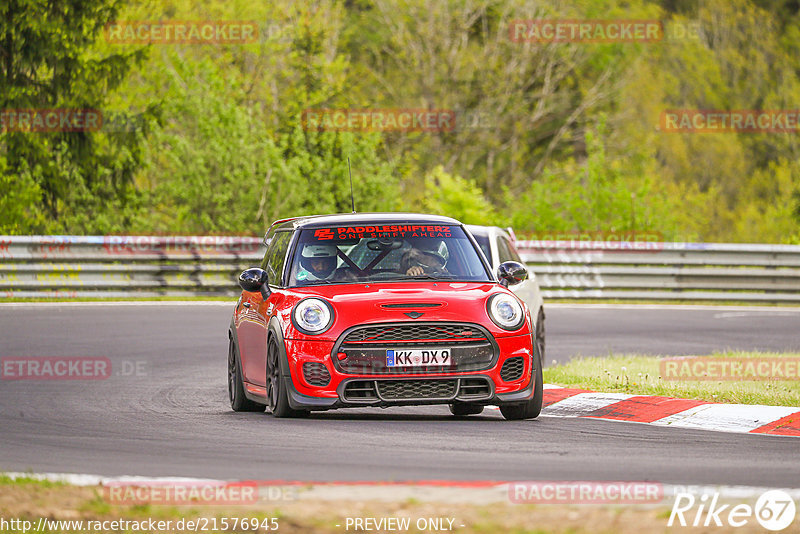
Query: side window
259,230,275,270
263,231,293,286
473,235,491,266
496,236,514,263
505,238,523,263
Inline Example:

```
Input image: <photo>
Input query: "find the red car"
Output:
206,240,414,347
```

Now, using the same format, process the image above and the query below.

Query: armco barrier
517,240,800,302
1,236,799,302
0,236,264,298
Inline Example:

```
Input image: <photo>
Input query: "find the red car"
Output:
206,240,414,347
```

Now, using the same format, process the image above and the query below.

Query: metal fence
518,240,800,302
1,236,800,302
0,236,264,299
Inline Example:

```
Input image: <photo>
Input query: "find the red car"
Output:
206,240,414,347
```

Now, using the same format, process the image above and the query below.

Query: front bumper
283,331,535,411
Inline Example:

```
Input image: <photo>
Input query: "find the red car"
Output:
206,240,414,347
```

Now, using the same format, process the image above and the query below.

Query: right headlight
486,293,525,331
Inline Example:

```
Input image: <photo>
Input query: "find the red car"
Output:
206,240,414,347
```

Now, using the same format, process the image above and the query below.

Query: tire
266,335,310,418
228,338,266,412
499,309,544,421
449,403,484,416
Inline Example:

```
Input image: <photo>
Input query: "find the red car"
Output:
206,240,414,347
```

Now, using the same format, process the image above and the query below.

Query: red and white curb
536,385,800,436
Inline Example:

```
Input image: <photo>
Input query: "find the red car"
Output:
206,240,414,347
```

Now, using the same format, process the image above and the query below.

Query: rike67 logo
669,490,796,531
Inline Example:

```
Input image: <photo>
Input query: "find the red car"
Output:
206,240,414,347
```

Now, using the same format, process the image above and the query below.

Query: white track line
542,392,633,417
651,404,799,433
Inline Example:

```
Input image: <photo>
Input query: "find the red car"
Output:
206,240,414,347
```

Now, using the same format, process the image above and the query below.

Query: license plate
386,349,451,367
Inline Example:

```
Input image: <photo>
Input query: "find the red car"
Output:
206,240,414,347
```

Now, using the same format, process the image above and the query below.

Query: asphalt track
1,303,799,487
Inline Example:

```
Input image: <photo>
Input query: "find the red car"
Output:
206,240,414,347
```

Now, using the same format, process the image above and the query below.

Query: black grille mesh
302,362,331,386
344,324,486,344
343,380,378,400
500,357,525,382
376,379,457,399
459,377,492,398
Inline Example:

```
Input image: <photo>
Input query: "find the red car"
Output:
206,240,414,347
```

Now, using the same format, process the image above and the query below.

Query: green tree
420,166,498,225
0,0,148,233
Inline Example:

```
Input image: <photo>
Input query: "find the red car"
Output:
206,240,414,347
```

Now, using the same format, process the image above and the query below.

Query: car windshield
288,223,491,286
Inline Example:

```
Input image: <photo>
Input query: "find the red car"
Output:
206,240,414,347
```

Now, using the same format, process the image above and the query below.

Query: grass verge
543,351,800,406
0,477,700,534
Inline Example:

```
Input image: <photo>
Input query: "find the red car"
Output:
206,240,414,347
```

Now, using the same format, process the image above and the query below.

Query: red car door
236,230,293,387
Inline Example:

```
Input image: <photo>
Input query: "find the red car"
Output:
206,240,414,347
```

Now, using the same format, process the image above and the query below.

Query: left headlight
486,293,525,331
292,298,334,335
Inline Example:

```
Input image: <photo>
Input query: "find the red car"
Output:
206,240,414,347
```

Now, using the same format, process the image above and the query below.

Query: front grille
341,377,492,403
344,324,487,344
500,357,525,382
376,379,457,400
302,362,331,386
335,322,497,375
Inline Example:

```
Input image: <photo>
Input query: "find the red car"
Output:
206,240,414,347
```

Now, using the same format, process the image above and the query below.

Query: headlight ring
486,293,525,331
291,297,334,335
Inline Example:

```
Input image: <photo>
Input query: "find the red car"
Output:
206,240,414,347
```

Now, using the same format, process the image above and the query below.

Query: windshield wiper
302,279,335,285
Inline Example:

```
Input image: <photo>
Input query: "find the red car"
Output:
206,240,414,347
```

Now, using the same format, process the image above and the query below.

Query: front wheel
266,336,309,418
499,310,544,421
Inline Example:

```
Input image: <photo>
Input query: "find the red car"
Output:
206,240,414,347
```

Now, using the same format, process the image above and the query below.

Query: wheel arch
267,316,291,379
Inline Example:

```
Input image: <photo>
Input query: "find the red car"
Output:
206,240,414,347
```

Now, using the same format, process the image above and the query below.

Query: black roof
269,212,463,232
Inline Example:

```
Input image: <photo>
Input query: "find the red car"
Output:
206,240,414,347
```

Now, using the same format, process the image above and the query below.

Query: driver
401,239,448,276
297,244,338,282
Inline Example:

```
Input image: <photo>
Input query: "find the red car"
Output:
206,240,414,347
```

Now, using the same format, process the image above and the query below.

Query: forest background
2,0,799,244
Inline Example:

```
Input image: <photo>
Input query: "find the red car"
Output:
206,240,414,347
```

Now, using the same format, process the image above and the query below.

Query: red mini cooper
228,213,543,420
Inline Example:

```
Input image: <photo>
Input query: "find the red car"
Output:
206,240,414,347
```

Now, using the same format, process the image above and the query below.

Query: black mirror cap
238,268,269,293
497,261,528,287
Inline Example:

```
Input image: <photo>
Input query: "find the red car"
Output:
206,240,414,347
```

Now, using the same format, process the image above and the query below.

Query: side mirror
497,261,528,287
238,268,271,299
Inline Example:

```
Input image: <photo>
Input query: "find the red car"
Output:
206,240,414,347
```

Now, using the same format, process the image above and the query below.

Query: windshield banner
313,225,454,241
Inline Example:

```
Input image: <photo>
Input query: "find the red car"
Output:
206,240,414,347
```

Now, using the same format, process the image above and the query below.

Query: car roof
270,212,463,232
